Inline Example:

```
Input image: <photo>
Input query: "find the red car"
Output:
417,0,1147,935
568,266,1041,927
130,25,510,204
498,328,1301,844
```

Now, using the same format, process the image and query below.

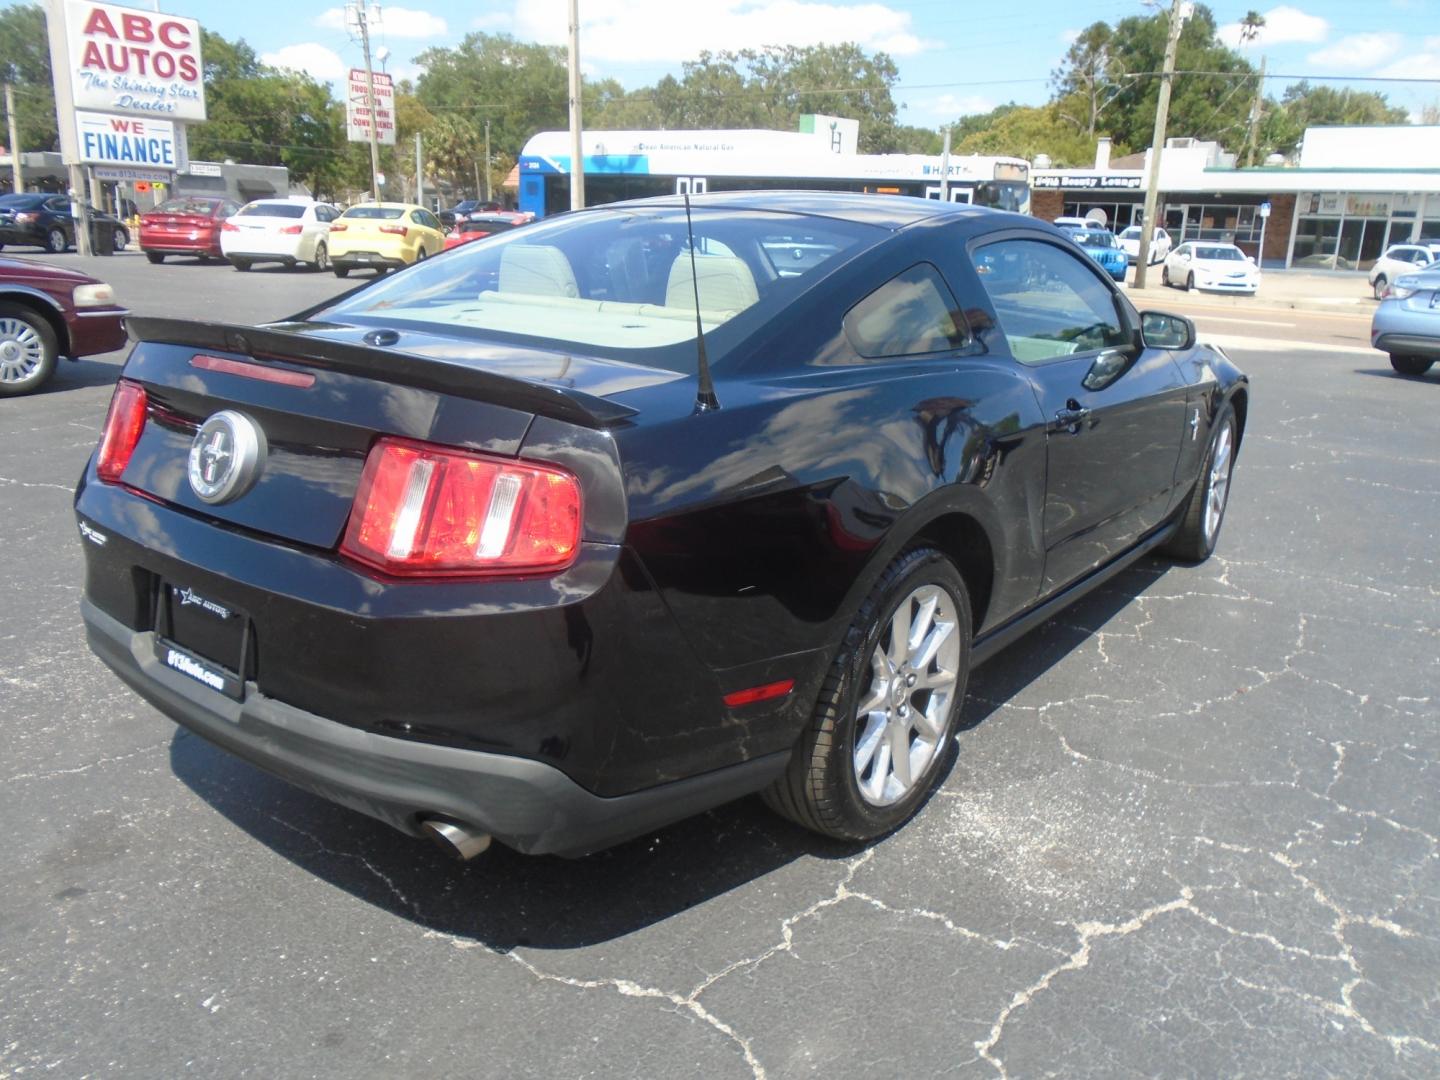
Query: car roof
589,190,1000,231
343,201,429,211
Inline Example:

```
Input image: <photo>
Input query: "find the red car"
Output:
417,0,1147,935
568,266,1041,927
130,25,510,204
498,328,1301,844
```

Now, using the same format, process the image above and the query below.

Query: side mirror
1140,310,1195,351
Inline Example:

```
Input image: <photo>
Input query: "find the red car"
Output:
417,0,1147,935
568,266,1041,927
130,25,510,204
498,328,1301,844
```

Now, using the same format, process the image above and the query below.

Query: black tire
1162,265,1170,287
333,266,350,279
0,301,60,396
414,247,428,263
114,227,128,250
146,252,164,265
1165,404,1238,563
1186,272,1196,292
764,547,971,841
1390,354,1434,376
231,258,251,272
46,228,67,254
311,242,329,272
1373,275,1388,300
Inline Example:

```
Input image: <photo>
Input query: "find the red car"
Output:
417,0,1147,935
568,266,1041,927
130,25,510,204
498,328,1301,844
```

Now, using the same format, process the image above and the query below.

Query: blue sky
31,0,1440,130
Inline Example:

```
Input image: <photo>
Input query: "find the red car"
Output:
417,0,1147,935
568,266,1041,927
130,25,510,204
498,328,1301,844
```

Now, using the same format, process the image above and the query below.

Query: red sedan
442,211,533,250
0,256,128,395
139,196,242,264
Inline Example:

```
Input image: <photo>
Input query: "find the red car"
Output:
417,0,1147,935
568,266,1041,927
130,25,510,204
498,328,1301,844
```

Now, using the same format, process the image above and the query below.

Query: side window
844,263,969,359
423,210,442,231
974,238,1128,365
410,210,425,225
46,196,70,212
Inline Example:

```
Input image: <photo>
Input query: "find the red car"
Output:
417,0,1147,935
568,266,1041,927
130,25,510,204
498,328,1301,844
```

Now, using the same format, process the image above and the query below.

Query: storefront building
1034,126,1440,271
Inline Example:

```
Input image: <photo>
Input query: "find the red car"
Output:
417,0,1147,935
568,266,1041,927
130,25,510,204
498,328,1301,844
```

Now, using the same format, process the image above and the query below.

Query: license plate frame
154,581,250,700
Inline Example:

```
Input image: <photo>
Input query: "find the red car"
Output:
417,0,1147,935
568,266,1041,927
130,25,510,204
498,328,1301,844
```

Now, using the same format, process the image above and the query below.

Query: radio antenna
683,191,719,412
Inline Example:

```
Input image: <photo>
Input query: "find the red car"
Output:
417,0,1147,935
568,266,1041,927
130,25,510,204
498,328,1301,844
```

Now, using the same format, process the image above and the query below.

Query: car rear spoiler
125,316,639,430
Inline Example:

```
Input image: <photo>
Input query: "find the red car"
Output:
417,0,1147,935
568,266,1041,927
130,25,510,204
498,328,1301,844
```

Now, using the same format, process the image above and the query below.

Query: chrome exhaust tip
420,818,492,861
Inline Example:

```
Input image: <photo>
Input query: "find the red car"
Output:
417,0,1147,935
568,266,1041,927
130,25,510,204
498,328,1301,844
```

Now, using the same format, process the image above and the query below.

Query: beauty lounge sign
65,0,206,122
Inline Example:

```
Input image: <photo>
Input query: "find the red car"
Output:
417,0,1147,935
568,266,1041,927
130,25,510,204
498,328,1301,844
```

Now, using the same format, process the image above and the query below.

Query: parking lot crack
0,474,73,493
973,890,1196,1079
262,814,417,914
3,738,174,784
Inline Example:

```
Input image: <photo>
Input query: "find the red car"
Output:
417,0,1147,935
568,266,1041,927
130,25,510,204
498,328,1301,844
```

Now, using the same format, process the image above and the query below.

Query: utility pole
938,127,951,202
484,120,492,202
473,160,481,200
350,0,383,201
1243,54,1266,168
566,0,585,210
1134,0,1186,289
5,84,22,194
414,132,423,206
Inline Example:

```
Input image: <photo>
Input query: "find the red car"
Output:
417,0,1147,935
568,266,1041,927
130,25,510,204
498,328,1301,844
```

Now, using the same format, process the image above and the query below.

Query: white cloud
1218,6,1328,49
1307,32,1402,69
512,0,935,63
920,93,995,121
1374,37,1440,79
315,5,447,38
261,42,347,80
1060,28,1080,45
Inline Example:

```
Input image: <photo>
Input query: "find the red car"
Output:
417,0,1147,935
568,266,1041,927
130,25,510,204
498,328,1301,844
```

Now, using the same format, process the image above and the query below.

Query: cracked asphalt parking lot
1,257,1436,1078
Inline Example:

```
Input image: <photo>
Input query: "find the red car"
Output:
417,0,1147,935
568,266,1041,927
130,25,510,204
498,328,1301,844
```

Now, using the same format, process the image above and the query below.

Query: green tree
953,104,1097,166
422,112,484,196
1052,22,1123,137
0,4,58,156
1260,81,1411,157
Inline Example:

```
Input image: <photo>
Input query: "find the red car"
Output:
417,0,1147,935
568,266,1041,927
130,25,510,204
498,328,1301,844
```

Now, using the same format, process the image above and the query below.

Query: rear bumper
331,251,408,269
83,599,787,856
140,235,220,256
1373,331,1440,357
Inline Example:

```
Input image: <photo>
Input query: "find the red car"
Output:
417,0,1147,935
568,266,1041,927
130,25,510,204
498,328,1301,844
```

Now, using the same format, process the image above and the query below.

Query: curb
1127,285,1376,316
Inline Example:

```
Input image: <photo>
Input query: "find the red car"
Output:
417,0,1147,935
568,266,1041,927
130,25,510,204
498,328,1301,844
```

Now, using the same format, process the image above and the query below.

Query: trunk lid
114,317,673,550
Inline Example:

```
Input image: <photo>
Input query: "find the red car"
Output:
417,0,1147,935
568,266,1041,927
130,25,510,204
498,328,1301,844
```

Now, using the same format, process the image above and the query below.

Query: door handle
1055,401,1091,432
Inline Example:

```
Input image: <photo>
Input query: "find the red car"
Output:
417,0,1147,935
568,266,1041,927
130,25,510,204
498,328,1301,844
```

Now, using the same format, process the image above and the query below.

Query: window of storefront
1062,199,1142,229
1161,202,1264,245
1292,192,1430,271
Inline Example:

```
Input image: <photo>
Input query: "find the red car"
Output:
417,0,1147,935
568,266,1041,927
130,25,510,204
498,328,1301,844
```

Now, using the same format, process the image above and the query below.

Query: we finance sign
65,0,206,121
76,112,176,169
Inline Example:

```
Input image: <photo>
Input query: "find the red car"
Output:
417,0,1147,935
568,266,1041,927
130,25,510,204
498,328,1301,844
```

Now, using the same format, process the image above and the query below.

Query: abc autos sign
65,0,206,122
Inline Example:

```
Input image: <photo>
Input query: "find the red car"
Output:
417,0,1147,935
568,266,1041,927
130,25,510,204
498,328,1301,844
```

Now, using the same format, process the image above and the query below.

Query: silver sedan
1371,268,1440,377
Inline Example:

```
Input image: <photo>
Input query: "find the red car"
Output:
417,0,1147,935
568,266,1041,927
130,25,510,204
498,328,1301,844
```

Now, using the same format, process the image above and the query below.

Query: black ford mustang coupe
76,193,1247,859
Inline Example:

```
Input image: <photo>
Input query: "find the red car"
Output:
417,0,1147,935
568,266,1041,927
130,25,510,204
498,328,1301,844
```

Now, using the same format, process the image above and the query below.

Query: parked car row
0,193,130,254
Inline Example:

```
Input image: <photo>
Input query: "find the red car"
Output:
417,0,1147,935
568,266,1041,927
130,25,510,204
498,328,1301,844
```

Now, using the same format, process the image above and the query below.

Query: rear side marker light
190,354,316,388
96,379,148,483
330,223,348,232
341,437,583,578
723,679,795,708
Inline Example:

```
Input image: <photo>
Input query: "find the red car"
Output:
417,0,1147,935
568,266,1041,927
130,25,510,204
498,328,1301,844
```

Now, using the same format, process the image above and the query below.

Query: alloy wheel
314,243,329,272
0,317,46,386
1204,421,1234,543
852,584,961,807
47,229,66,254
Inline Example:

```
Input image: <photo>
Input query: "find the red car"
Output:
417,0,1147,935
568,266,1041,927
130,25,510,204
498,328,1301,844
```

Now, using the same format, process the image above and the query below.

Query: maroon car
0,256,128,395
139,196,241,264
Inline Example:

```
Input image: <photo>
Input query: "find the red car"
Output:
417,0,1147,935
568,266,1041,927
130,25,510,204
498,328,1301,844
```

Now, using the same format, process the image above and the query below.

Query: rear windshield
343,206,405,220
236,202,306,219
319,206,881,371
1119,227,1141,239
154,198,219,216
461,219,517,233
1072,230,1116,248
1196,246,1244,261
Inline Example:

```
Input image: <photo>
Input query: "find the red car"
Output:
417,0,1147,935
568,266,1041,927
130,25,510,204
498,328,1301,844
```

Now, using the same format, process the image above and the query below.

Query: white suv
1369,244,1439,300
1117,225,1172,265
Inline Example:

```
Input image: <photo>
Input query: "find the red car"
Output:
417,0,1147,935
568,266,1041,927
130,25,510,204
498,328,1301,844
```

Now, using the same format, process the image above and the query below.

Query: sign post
1258,200,1271,267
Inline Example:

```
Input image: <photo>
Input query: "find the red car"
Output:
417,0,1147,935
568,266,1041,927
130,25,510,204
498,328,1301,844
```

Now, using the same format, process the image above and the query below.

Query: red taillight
221,221,239,232
280,224,303,235
96,379,148,483
379,224,408,236
340,437,582,578
329,222,347,232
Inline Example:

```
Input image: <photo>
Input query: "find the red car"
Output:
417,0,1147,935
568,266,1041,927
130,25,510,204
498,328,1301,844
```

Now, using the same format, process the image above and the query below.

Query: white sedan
1162,242,1260,295
1117,225,1172,264
220,200,341,272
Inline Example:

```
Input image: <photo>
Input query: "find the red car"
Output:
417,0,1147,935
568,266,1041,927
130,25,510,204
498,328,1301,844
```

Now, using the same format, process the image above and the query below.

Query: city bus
516,129,1030,219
